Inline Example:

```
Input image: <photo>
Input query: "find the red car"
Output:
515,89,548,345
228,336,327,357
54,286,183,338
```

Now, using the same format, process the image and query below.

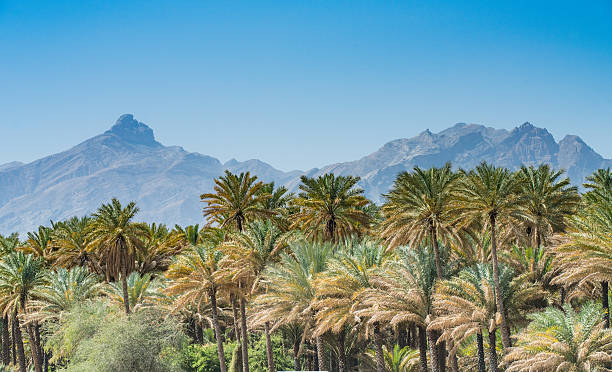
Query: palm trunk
239,297,250,372
490,215,512,349
121,270,131,315
11,318,16,365
316,336,325,371
35,322,43,367
231,295,241,342
448,341,458,372
398,326,407,348
374,323,385,372
476,331,486,372
418,326,428,372
13,312,26,372
487,329,498,372
293,337,300,370
337,329,347,372
430,224,443,278
27,324,42,372
438,339,447,372
603,281,610,328
209,289,227,372
264,322,275,372
1,314,9,365
427,329,441,372
410,323,418,348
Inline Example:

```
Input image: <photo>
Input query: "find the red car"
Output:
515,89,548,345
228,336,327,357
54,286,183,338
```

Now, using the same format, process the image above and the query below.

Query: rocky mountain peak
104,114,159,146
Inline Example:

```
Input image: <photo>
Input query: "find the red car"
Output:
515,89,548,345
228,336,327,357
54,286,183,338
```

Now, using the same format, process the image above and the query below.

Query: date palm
19,226,56,267
454,162,527,349
222,220,289,372
505,302,612,371
583,168,612,206
381,163,461,277
201,170,273,232
87,198,147,315
29,266,102,323
365,344,420,372
553,203,612,327
249,239,333,371
165,231,228,372
517,165,579,248
0,252,47,372
50,216,104,275
313,238,390,372
291,173,371,242
257,182,295,231
136,223,183,274
104,271,165,312
358,245,442,372
430,263,542,372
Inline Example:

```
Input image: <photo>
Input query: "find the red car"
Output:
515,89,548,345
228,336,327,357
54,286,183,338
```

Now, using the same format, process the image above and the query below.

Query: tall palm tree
291,173,371,242
0,233,19,366
358,245,442,372
583,168,612,206
165,232,229,372
517,165,579,248
51,216,104,275
20,226,56,267
430,263,543,372
257,182,295,231
249,239,333,371
553,202,612,327
505,302,612,371
0,252,47,372
201,170,273,232
454,162,527,349
222,220,288,372
313,238,390,372
136,223,183,274
87,198,147,315
381,163,461,277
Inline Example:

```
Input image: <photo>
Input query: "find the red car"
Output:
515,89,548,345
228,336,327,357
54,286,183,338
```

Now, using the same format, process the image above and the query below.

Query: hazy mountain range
1,114,610,235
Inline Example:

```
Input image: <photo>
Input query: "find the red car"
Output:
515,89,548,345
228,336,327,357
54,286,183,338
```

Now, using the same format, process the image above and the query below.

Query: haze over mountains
1,114,609,235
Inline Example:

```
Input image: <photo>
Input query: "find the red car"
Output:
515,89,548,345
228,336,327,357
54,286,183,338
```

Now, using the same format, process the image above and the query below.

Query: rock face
0,116,609,234
305,122,611,202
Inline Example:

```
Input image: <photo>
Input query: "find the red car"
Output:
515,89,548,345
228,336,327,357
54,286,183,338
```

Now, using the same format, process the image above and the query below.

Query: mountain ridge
1,115,609,234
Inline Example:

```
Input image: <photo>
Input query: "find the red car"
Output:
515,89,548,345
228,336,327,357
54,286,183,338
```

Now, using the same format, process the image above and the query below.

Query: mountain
300,122,611,202
0,115,296,235
0,115,610,234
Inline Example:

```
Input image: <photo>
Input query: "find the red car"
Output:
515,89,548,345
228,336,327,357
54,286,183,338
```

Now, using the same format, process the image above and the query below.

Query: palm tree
165,233,229,372
365,344,420,372
29,266,102,323
51,217,104,275
87,198,147,315
517,165,579,248
0,233,19,366
313,238,390,372
553,202,612,327
583,168,612,206
291,173,371,242
20,226,55,267
358,245,441,372
430,263,543,372
222,220,288,372
381,163,461,277
257,182,295,231
201,170,273,232
136,223,183,274
454,162,527,349
0,252,47,372
249,239,333,371
104,272,166,311
505,302,612,371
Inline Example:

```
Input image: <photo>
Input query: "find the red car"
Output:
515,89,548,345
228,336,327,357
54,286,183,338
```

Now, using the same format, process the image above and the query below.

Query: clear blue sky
1,1,611,171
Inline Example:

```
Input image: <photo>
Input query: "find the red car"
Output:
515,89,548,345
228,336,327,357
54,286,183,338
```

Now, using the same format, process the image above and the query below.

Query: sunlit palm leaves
505,302,612,371
201,170,273,231
291,173,371,242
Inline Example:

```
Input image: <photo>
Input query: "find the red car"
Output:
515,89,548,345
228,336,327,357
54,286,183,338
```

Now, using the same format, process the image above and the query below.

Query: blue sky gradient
1,1,611,170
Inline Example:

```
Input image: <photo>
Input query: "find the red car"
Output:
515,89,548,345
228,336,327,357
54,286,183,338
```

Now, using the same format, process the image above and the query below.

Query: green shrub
46,301,189,372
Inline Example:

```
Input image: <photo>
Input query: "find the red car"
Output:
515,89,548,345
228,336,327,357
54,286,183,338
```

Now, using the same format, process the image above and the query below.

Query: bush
46,301,189,372
188,333,293,372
